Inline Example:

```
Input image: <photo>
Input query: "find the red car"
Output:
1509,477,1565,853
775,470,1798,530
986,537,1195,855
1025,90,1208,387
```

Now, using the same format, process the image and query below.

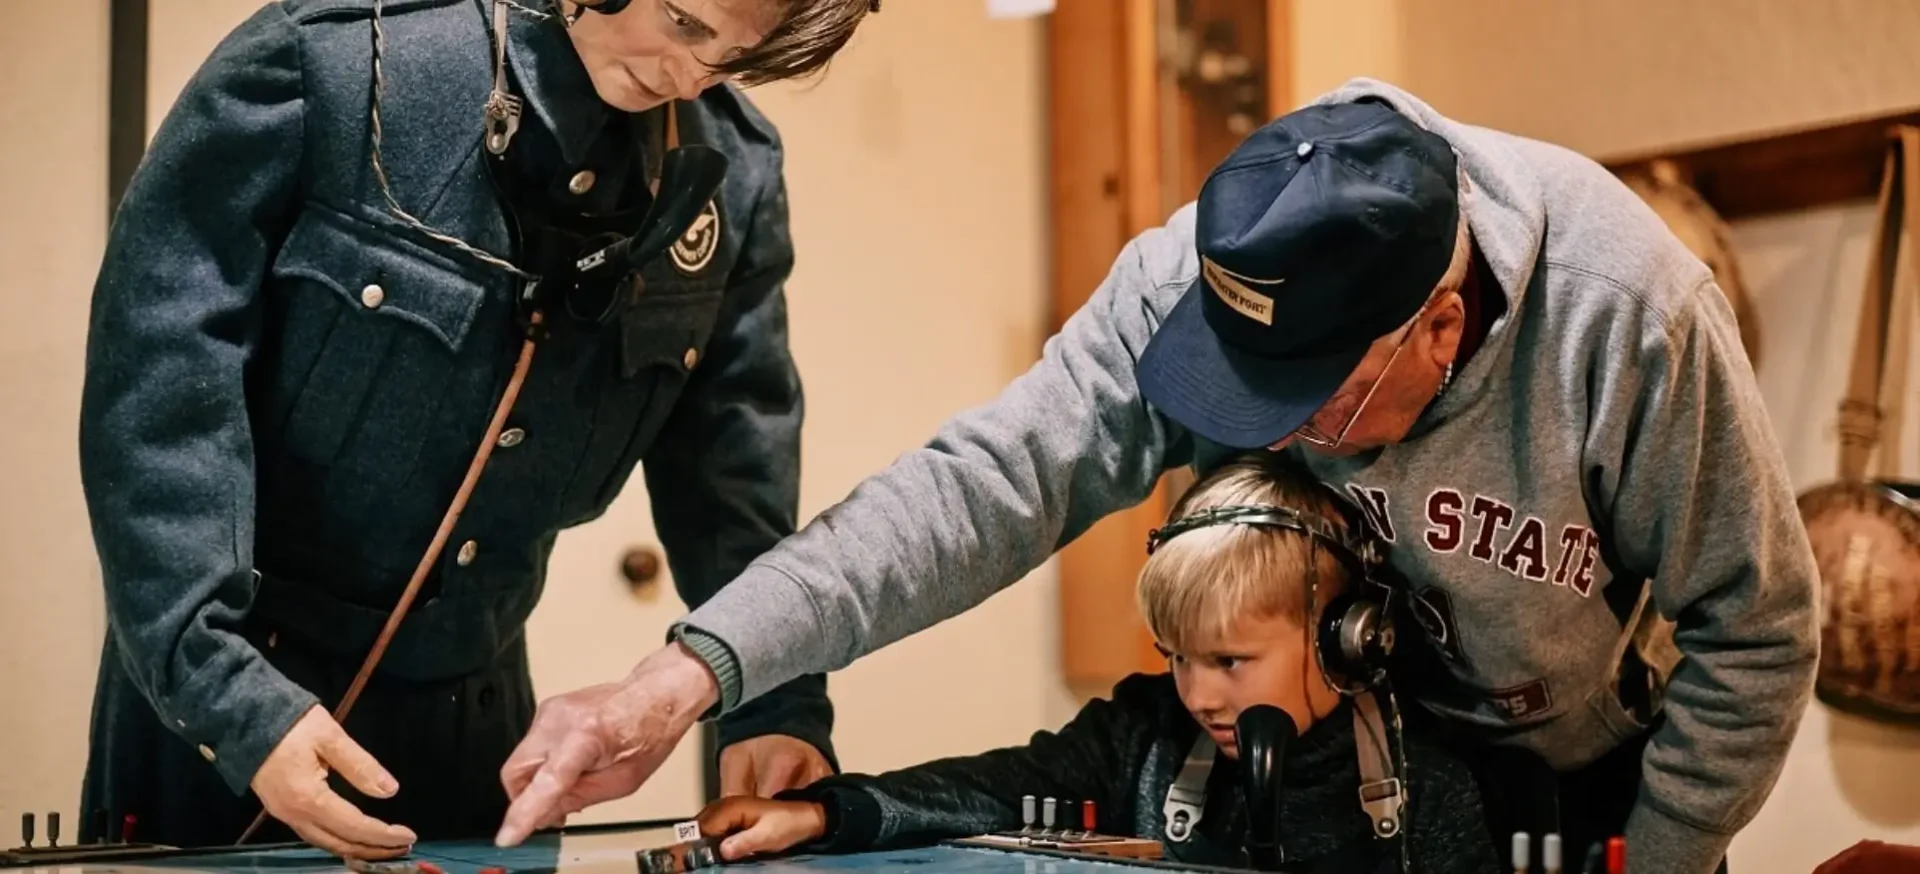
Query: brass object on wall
1799,127,1920,727
1801,482,1920,724
1619,159,1763,369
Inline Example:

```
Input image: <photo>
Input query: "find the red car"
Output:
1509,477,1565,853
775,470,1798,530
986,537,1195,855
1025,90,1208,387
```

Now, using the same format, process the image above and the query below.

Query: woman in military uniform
77,0,874,859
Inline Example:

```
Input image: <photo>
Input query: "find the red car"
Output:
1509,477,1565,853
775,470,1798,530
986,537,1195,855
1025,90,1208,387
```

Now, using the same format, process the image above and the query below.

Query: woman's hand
251,706,417,859
695,796,827,860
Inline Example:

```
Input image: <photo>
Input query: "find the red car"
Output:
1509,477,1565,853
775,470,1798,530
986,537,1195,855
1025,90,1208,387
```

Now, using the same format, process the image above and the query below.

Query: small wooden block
345,859,421,874
955,831,1164,860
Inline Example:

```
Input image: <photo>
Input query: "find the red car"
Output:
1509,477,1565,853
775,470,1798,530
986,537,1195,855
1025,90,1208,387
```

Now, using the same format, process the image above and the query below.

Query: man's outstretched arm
495,205,1203,846
672,205,1202,710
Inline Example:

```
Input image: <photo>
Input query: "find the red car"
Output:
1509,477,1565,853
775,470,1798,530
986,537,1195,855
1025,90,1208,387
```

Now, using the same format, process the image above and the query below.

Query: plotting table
1,820,1236,874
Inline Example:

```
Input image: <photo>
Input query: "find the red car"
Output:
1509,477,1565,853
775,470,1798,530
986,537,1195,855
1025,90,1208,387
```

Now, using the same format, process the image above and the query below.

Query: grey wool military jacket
77,0,831,794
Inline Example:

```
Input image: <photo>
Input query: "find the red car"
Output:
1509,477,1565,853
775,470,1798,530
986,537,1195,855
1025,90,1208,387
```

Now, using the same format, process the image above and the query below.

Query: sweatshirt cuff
670,626,743,717
1623,802,1732,874
675,564,830,706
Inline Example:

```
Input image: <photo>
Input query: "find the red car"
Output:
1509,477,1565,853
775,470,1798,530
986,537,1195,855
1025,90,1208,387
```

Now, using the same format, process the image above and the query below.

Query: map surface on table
2,821,1209,874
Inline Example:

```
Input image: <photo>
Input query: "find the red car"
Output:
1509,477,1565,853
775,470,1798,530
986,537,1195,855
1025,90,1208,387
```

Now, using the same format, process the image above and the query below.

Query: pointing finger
496,731,600,846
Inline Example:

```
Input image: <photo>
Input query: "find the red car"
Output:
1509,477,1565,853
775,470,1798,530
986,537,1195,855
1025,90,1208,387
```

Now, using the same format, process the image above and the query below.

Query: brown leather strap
240,94,683,846
646,100,680,198
238,313,545,844
1838,126,1920,481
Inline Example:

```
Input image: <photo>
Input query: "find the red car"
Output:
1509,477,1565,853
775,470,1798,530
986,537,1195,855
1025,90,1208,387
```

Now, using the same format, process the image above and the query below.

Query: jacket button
497,427,525,448
568,170,596,195
457,540,478,566
682,347,699,370
361,284,385,308
198,744,216,762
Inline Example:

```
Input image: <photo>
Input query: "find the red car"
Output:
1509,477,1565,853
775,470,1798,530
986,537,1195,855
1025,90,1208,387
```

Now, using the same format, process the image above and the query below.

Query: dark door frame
107,0,146,217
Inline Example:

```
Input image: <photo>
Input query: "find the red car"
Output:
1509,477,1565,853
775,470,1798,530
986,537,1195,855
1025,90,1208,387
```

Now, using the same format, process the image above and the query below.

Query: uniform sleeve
1594,281,1819,874
640,137,835,765
78,3,317,793
672,208,1199,708
782,674,1170,852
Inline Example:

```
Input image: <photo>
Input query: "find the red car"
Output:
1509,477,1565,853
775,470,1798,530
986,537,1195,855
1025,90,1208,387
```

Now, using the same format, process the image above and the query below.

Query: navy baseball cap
1136,101,1460,449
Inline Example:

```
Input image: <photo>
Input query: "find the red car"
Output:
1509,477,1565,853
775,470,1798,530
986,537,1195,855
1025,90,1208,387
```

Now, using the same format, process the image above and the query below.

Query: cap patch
1203,257,1282,326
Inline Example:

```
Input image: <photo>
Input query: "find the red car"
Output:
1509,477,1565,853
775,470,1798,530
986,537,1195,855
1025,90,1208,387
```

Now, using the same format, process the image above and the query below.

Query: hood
1302,78,1550,426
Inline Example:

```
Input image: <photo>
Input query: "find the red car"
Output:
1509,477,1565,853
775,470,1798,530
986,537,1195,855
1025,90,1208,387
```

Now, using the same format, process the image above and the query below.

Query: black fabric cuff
777,780,882,853
715,673,839,772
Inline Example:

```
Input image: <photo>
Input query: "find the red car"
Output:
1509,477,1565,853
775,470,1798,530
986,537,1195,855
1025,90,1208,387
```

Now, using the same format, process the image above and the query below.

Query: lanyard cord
367,0,537,278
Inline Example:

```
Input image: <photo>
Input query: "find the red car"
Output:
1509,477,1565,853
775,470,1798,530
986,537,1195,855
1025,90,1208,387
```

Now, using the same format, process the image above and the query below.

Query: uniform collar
502,2,609,167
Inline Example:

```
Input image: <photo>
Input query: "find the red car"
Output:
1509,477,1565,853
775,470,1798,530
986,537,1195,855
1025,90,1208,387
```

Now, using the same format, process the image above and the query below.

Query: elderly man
498,80,1817,874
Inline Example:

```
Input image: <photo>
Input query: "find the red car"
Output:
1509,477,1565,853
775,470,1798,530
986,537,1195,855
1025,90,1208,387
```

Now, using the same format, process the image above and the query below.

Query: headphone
573,0,881,15
1145,487,1398,695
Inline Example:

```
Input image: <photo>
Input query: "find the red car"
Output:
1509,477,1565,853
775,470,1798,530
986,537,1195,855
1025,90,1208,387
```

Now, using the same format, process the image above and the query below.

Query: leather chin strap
1160,692,1404,848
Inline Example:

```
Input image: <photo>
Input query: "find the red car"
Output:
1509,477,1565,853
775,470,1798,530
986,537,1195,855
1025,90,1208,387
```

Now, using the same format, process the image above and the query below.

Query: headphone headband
1145,496,1396,695
1145,503,1379,568
580,0,881,15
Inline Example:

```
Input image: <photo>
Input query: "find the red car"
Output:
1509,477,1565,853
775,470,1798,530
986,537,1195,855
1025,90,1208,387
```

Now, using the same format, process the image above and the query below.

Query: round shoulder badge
671,199,721,275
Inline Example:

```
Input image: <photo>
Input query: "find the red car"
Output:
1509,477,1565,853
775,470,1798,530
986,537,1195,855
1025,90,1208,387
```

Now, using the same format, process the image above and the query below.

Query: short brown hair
716,0,878,86
1136,454,1352,654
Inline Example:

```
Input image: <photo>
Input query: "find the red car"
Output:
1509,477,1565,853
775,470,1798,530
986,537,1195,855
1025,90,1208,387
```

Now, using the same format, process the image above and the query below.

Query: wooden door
1051,0,1292,696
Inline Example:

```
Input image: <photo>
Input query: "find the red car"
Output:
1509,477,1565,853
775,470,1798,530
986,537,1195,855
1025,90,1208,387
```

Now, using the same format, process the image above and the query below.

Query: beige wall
1291,2,1920,870
0,0,1065,833
743,3,1079,773
0,0,111,836
1292,0,1920,161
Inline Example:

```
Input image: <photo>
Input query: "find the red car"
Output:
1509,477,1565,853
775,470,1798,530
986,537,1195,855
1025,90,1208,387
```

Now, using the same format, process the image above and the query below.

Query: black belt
247,568,525,683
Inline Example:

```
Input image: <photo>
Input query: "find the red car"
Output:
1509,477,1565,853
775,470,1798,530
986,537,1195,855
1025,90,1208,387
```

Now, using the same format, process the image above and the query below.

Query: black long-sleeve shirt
784,673,1502,873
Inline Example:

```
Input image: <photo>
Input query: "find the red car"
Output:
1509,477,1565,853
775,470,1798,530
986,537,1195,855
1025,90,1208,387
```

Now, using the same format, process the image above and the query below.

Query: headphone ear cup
1315,592,1358,689
1317,593,1394,692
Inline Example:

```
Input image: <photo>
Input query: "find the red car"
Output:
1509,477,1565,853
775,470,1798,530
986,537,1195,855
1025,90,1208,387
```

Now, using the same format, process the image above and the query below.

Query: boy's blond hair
1137,454,1353,653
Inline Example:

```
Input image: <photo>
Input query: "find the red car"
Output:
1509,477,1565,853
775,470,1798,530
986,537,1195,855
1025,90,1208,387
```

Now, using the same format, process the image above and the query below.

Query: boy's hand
696,796,827,860
719,735,834,797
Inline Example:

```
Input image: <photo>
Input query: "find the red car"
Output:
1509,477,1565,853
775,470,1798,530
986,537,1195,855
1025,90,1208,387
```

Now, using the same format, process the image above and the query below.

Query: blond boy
690,455,1502,873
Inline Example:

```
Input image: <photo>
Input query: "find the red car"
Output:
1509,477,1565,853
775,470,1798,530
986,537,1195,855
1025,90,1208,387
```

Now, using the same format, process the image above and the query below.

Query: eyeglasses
1284,309,1425,450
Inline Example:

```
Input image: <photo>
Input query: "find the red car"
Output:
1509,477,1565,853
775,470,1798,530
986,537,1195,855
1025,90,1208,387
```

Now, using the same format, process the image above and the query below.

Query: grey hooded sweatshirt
675,79,1819,874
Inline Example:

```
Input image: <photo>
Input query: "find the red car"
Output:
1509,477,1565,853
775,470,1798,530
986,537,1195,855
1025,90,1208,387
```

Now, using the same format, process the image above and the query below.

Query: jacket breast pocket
570,276,726,515
263,206,498,508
